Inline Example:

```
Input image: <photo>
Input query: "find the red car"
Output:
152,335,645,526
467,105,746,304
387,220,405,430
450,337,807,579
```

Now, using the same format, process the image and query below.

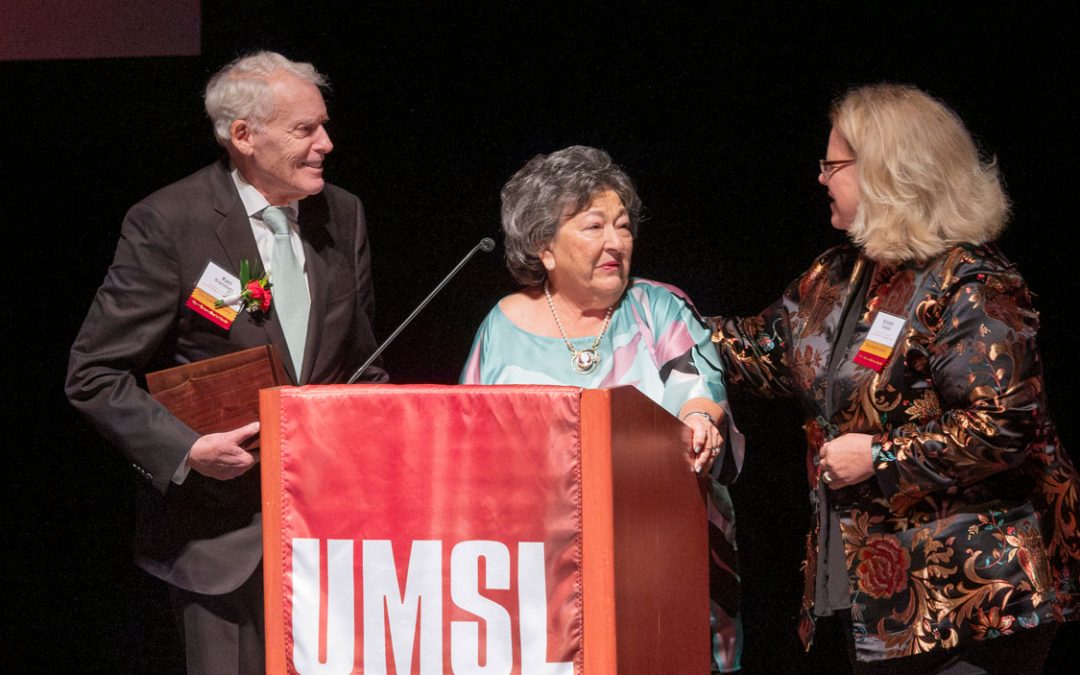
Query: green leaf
239,259,250,286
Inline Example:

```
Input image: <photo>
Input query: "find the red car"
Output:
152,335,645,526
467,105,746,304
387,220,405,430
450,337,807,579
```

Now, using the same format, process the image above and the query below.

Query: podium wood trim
580,389,618,674
582,386,710,674
260,387,287,675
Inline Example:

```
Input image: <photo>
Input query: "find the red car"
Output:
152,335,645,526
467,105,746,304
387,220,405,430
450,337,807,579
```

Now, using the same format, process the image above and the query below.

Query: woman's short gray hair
204,51,329,146
501,145,641,286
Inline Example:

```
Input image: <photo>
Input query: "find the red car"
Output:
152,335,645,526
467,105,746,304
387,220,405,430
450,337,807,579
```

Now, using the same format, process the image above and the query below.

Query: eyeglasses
819,158,856,180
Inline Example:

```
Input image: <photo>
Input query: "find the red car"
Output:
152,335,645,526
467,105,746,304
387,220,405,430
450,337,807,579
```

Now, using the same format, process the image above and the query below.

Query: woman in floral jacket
713,84,1080,673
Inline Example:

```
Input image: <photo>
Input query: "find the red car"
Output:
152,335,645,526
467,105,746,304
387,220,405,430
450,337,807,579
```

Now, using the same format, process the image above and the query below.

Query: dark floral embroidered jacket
712,242,1080,661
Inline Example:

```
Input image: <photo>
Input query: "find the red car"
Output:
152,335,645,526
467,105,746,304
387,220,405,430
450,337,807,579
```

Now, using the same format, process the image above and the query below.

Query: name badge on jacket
853,311,905,371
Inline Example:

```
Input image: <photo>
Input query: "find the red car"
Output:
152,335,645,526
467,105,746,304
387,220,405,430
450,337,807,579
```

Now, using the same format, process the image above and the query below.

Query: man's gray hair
501,145,641,286
204,51,329,146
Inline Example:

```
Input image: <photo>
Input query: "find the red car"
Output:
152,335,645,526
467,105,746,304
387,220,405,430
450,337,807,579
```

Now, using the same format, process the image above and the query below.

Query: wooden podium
260,384,709,674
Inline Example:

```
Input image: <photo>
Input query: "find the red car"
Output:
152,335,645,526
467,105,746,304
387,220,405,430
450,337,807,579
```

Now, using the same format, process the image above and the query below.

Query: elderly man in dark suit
66,51,385,674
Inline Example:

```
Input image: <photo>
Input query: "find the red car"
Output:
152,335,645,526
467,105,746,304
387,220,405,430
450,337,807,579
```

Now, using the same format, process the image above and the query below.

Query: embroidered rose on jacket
855,534,910,598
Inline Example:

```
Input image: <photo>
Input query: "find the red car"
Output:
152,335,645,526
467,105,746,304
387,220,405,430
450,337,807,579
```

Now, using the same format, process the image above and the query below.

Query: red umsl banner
261,385,585,674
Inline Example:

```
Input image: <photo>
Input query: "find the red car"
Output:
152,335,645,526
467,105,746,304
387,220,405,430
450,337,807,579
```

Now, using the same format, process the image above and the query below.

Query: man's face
236,71,333,204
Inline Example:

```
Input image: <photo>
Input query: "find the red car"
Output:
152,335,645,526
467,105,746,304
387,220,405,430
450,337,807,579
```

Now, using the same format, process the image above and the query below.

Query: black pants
169,564,265,675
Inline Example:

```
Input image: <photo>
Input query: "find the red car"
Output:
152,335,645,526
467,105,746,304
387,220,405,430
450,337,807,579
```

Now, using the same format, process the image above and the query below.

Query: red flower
856,534,910,599
245,280,272,311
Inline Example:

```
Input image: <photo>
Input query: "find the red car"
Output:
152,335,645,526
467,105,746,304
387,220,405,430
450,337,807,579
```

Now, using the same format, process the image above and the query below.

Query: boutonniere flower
217,259,273,313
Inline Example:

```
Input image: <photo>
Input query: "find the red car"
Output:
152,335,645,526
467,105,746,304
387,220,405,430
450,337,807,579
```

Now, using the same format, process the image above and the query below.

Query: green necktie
262,206,310,379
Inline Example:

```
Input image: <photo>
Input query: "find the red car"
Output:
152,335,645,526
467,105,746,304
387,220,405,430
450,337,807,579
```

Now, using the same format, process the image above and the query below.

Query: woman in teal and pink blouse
462,145,745,673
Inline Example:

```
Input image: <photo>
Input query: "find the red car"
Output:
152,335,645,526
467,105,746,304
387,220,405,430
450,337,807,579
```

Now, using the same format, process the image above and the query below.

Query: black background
7,2,1079,672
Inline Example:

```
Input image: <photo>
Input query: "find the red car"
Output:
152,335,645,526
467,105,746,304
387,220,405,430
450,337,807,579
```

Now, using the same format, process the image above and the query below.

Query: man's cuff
171,452,192,484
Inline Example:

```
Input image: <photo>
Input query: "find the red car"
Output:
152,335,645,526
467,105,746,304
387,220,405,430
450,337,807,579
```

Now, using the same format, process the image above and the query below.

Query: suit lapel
297,192,334,384
208,161,300,384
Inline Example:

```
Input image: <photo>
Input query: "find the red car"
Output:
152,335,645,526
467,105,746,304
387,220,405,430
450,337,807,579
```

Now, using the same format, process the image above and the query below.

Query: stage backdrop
0,0,199,61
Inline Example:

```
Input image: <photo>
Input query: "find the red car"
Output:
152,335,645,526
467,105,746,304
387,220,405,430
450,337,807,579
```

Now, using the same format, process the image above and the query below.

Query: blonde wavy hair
830,84,1009,264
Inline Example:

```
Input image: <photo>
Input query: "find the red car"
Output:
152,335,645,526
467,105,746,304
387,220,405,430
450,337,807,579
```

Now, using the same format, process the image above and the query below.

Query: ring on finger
821,470,834,484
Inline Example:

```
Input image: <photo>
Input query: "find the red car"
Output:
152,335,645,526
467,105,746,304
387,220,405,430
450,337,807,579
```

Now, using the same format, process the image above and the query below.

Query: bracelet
871,441,885,464
681,410,715,425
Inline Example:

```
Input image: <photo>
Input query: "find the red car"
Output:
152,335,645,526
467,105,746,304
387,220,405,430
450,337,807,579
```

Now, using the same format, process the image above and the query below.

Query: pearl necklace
543,281,614,375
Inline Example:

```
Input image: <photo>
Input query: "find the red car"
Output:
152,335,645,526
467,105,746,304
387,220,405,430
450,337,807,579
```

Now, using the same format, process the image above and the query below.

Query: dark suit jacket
66,158,386,594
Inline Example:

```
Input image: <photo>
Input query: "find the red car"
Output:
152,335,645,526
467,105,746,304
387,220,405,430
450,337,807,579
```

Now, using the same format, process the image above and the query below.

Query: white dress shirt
230,166,309,283
173,168,311,484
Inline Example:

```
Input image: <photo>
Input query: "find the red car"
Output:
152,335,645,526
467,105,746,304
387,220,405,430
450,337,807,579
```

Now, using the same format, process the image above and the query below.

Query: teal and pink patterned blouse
462,277,745,673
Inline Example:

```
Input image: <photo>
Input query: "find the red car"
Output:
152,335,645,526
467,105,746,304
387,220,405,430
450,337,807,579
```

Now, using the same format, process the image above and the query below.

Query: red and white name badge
853,311,905,372
185,261,243,330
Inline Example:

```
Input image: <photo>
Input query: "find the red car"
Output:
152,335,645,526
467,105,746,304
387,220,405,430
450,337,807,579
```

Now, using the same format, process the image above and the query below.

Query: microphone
346,237,496,384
